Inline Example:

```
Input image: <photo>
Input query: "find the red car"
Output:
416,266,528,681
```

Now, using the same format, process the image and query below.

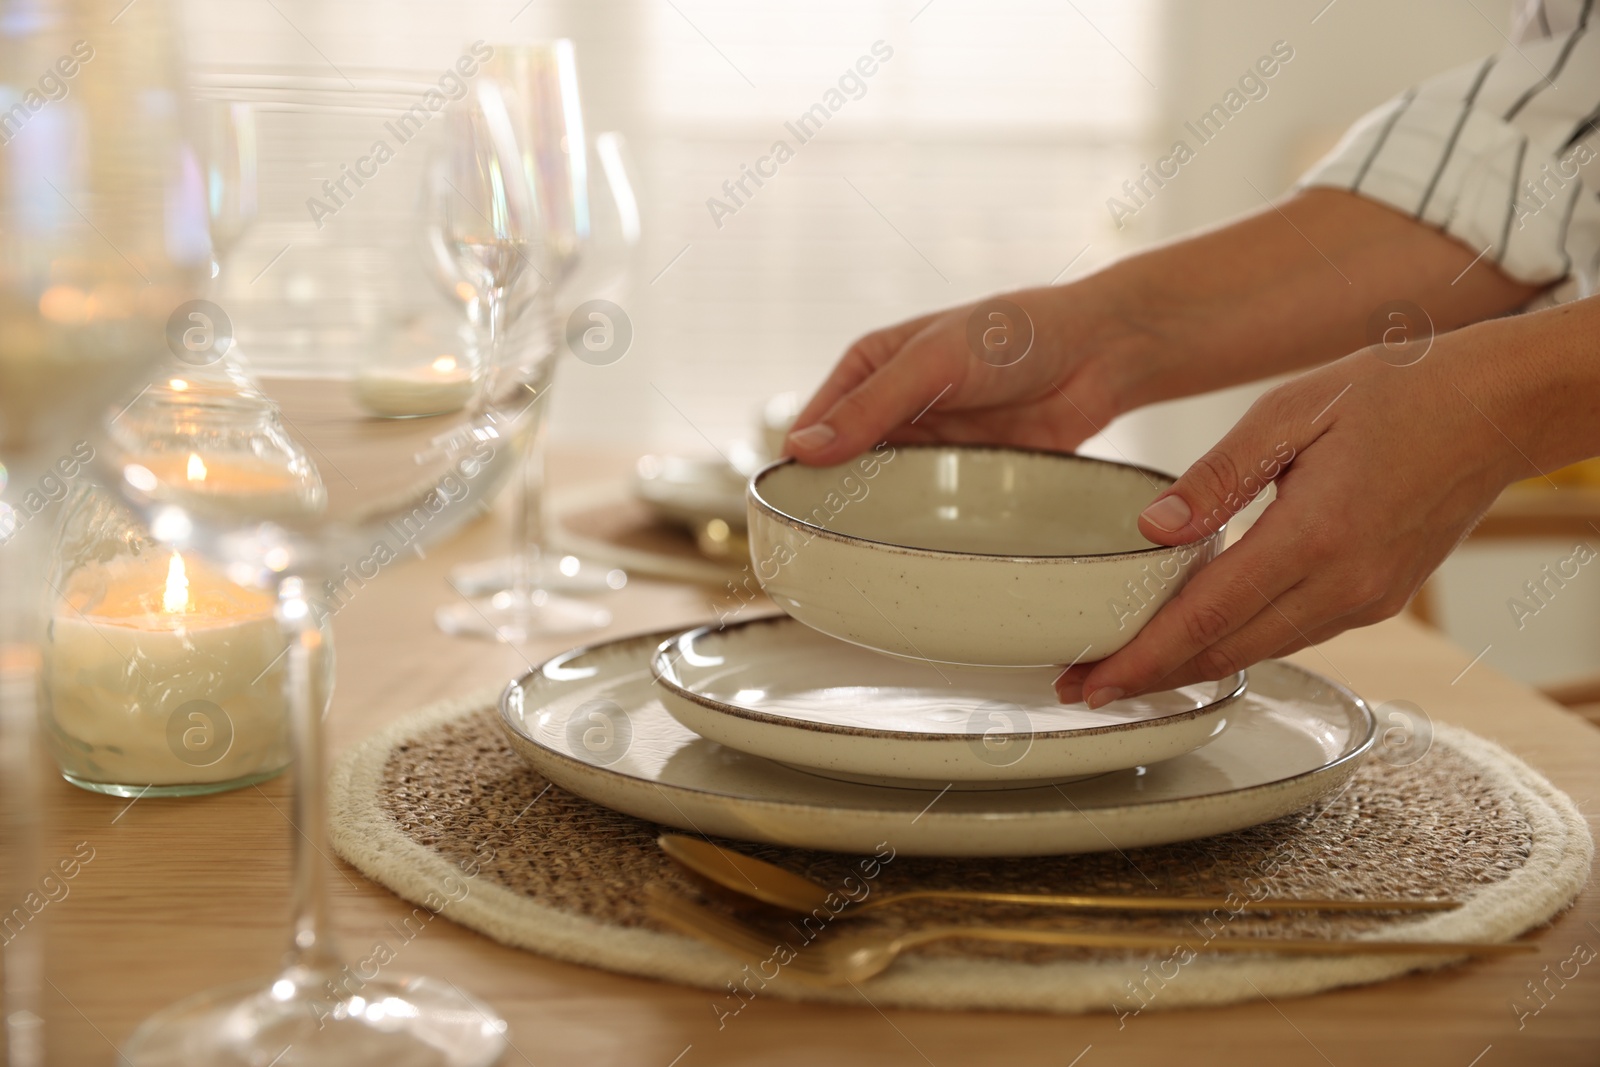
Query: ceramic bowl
746,445,1222,667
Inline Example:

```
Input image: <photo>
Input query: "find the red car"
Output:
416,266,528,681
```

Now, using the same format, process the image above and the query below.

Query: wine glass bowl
0,40,206,462
194,99,259,278
438,80,543,318
487,41,589,290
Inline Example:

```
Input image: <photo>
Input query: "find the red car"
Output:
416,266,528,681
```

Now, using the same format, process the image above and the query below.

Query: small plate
632,454,748,528
497,629,1375,857
651,617,1245,788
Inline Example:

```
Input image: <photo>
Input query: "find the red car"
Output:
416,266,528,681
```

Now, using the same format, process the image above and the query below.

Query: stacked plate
499,445,1376,856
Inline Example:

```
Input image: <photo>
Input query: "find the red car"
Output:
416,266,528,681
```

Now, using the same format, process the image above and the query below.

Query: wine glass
435,42,620,640
0,3,202,1063
113,76,542,1067
443,130,642,610
568,131,643,304
198,100,258,281
439,81,541,353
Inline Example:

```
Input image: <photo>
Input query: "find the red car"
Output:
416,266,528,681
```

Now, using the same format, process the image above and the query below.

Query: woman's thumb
1138,426,1298,546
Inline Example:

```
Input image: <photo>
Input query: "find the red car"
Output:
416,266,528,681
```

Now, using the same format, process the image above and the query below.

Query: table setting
321,450,1586,1022
3,4,1597,1067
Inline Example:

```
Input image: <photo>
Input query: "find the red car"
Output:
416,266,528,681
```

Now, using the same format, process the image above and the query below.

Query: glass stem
508,288,555,604
277,577,338,976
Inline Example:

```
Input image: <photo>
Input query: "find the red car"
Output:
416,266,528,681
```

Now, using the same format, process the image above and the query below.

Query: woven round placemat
327,687,1592,1014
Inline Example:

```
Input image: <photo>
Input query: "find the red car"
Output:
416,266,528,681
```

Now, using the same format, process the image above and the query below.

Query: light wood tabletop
35,450,1600,1067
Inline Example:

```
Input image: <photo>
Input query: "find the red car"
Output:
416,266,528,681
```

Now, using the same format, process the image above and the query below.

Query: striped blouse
1300,0,1600,300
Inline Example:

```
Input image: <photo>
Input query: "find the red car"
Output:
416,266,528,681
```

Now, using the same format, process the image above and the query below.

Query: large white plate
497,629,1376,857
650,616,1246,788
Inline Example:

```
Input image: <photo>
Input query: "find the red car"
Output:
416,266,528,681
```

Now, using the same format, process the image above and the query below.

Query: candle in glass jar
354,354,477,418
43,548,291,791
124,450,321,518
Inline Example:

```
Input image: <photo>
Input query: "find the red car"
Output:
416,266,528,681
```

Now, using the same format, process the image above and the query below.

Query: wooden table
38,452,1600,1067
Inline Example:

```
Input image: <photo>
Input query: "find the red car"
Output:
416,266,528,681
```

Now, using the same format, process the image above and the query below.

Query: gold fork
658,834,1462,917
645,886,1533,987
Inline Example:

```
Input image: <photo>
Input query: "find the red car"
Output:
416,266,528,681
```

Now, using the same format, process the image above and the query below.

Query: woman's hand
782,279,1158,465
1052,306,1588,707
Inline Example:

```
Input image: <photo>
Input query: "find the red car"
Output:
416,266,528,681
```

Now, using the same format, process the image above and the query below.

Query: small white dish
633,454,747,528
497,629,1375,857
650,616,1245,788
747,445,1223,668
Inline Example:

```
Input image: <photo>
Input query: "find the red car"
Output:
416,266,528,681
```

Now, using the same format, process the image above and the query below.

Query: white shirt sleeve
1299,0,1600,297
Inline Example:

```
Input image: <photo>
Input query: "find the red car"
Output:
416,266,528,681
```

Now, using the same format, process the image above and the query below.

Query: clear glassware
40,478,327,796
353,161,486,420
443,121,642,607
197,99,258,280
0,2,202,1064
112,75,536,1067
435,42,618,639
33,92,327,800
569,131,643,304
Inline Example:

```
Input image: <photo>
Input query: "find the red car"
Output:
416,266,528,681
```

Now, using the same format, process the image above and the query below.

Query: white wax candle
353,354,477,418
123,450,323,520
43,550,291,788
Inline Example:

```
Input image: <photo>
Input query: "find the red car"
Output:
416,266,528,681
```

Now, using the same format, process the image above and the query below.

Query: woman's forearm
1084,188,1542,412
1474,293,1600,482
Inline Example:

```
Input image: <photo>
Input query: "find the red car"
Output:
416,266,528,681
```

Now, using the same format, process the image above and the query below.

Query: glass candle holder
114,366,327,523
351,312,486,419
41,484,331,798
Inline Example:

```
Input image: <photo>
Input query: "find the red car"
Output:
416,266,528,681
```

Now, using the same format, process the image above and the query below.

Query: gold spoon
646,886,1531,988
658,835,1461,917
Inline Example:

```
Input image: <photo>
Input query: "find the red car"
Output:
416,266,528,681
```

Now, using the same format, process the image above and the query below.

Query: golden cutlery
645,886,1532,987
658,834,1461,916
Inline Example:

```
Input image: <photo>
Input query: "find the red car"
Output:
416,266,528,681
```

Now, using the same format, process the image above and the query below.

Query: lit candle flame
162,551,190,614
432,354,458,374
186,453,207,483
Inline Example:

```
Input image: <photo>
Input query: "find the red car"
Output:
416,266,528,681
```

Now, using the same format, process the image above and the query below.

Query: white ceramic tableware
746,445,1222,668
633,454,748,528
497,629,1375,857
650,616,1245,788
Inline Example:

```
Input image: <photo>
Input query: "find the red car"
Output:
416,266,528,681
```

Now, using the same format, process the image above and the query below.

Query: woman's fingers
1134,390,1321,546
1060,585,1357,702
785,312,944,463
1052,529,1306,705
1050,399,1327,705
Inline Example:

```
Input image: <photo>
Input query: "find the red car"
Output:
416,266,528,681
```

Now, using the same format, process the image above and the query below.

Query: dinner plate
497,629,1376,857
650,616,1246,788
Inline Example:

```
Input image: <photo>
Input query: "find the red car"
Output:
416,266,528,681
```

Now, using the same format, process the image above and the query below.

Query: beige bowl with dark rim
746,445,1223,668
